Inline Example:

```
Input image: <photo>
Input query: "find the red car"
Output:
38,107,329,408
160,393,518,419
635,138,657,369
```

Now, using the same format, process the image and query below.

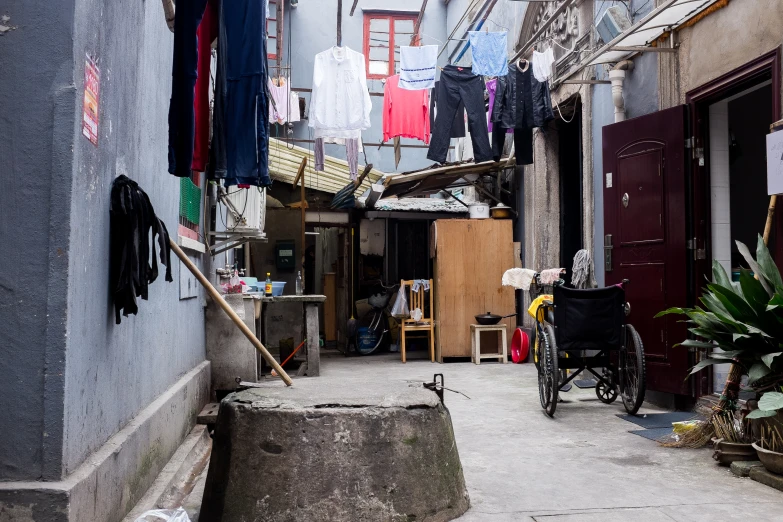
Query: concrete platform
200,379,469,521
158,354,783,521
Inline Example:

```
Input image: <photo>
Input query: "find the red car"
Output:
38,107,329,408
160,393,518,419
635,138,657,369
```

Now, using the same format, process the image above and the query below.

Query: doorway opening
558,97,584,284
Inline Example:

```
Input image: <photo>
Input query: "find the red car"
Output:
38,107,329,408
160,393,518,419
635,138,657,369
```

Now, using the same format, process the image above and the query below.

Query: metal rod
336,0,342,47
608,46,678,53
561,80,611,84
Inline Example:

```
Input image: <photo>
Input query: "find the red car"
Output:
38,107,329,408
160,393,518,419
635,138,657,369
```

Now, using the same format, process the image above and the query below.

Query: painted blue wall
0,0,76,481
61,0,208,475
0,0,208,479
591,0,658,286
281,0,448,174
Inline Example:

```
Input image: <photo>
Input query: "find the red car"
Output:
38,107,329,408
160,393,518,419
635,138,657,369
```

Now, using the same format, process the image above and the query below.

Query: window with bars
363,13,418,79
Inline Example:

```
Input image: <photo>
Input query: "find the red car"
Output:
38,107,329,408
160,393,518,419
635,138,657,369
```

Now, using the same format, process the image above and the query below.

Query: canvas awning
268,138,384,194
381,160,503,198
583,0,722,67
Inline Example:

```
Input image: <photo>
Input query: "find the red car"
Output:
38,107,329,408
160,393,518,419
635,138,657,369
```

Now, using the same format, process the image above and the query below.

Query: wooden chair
399,279,435,363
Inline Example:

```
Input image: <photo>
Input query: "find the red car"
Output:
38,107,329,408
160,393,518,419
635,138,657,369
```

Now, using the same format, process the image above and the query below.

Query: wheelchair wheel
596,377,618,404
620,324,646,415
537,324,559,417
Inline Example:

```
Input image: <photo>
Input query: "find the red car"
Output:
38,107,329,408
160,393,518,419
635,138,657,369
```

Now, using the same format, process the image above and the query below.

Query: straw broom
662,193,777,448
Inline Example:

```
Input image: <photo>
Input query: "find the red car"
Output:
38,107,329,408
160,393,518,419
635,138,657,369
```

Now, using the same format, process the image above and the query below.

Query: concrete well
199,382,469,522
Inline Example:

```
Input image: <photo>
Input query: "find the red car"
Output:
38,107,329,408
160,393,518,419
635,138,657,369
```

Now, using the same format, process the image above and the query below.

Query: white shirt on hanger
309,46,372,132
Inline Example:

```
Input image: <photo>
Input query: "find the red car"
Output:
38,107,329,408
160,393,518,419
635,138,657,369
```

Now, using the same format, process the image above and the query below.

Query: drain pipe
161,0,175,32
609,60,634,123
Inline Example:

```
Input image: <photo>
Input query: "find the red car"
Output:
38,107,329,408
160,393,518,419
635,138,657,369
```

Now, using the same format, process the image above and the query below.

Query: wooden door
603,105,690,395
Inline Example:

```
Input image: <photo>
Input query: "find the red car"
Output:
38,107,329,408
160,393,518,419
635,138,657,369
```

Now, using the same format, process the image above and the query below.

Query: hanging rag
399,45,438,90
571,249,593,289
411,279,430,293
110,175,173,325
501,268,536,291
468,31,508,76
539,268,564,285
532,47,555,83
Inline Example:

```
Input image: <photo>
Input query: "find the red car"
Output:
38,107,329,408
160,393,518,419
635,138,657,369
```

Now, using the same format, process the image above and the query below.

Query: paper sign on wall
767,131,783,195
82,54,100,146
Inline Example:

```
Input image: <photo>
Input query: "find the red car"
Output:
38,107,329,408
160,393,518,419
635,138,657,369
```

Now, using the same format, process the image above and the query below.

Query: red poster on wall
82,55,100,146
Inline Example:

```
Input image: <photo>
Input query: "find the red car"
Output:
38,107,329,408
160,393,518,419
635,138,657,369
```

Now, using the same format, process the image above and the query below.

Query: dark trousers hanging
493,126,533,165
168,0,209,178
427,66,492,164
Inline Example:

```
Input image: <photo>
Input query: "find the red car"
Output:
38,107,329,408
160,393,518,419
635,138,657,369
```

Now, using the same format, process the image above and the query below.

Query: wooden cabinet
433,219,516,361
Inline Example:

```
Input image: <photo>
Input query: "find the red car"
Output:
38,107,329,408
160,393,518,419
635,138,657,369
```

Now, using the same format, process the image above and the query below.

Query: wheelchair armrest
542,300,553,307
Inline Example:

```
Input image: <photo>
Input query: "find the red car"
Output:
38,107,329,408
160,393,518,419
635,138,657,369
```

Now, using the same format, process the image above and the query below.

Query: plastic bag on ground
390,285,409,318
134,508,191,522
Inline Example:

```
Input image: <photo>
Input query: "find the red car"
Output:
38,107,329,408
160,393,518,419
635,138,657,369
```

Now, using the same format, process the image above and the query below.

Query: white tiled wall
708,100,732,393
709,100,732,276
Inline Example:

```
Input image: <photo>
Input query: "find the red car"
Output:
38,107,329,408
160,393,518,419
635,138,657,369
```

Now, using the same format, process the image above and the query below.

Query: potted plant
656,235,783,447
747,390,783,473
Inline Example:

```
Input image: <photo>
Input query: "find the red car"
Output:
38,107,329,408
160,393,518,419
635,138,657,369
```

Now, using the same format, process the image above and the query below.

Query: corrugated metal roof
267,138,385,195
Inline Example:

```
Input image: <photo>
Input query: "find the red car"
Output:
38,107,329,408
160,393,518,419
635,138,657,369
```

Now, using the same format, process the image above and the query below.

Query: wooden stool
470,324,508,364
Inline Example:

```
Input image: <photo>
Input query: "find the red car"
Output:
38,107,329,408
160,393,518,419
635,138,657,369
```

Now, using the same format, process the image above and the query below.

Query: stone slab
730,460,763,477
750,466,783,492
200,383,469,521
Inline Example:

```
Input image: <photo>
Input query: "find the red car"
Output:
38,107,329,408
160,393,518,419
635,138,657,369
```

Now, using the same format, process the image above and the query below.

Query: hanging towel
532,47,555,83
468,31,508,76
502,268,536,291
571,249,593,289
539,268,565,285
399,45,438,90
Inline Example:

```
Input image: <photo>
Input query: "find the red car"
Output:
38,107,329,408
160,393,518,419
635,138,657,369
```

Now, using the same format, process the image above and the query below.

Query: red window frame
267,0,283,60
363,13,419,80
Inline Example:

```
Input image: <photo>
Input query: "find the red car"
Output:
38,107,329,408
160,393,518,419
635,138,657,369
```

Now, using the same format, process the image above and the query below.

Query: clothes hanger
516,58,530,72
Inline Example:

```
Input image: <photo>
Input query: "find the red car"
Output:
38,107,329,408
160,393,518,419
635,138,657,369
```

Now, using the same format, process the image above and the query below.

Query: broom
662,194,777,448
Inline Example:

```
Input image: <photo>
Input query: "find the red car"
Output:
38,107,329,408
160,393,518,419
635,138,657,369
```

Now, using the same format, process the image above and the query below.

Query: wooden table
244,294,326,376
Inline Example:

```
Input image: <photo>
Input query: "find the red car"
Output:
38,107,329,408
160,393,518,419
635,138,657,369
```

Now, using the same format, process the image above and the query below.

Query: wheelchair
533,278,646,417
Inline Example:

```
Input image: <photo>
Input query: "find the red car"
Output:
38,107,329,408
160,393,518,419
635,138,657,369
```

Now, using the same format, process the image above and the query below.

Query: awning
381,160,503,198
584,0,722,66
358,196,469,213
268,138,384,194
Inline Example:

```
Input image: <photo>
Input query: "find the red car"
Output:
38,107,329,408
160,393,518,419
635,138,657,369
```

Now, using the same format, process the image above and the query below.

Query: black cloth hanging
110,175,173,324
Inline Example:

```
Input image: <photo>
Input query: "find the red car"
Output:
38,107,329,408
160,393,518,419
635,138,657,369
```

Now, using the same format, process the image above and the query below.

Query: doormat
628,427,676,442
617,412,699,429
573,379,597,389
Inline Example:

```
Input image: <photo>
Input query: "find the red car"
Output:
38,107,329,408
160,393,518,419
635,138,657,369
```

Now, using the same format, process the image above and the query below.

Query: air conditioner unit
224,186,266,236
597,6,631,44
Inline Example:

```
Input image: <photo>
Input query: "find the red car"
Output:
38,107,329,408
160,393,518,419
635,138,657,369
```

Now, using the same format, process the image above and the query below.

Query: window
267,0,283,60
363,13,418,79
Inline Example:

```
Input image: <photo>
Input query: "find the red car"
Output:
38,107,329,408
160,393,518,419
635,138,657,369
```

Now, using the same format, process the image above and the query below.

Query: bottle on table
264,272,273,296
296,270,303,296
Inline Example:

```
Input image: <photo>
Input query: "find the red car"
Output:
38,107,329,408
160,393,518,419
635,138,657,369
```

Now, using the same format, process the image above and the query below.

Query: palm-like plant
657,235,783,391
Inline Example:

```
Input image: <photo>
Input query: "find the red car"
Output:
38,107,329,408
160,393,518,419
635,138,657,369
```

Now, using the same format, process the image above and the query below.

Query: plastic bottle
296,270,303,296
264,273,273,296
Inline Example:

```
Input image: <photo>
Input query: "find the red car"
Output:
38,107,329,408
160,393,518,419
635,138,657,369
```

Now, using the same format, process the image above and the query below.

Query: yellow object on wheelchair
527,294,553,322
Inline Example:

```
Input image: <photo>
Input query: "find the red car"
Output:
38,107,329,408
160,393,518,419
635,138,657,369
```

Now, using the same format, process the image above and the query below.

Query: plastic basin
510,328,529,364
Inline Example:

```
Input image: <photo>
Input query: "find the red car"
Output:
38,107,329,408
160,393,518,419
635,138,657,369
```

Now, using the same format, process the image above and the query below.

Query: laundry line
279,138,452,150
291,86,384,98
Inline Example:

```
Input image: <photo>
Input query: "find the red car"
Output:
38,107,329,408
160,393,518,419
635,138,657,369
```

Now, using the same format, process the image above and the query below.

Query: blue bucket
357,327,379,354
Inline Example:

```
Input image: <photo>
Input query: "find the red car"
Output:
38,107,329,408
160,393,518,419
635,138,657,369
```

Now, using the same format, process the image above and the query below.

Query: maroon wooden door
603,105,690,395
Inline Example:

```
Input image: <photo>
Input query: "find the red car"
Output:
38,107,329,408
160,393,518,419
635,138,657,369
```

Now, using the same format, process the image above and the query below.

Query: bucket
357,327,379,354
510,327,529,364
469,203,489,219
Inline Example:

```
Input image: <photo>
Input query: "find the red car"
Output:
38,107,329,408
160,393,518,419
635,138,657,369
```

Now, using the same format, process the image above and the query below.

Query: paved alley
314,354,783,521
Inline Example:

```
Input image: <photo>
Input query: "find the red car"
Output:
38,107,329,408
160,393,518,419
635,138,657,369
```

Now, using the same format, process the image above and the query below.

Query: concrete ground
312,353,783,521
149,352,783,521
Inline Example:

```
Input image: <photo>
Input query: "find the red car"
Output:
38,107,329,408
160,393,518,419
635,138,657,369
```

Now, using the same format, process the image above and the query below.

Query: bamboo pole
763,195,777,245
169,239,293,386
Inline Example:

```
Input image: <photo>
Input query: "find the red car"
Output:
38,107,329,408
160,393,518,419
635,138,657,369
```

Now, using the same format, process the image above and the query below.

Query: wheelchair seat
553,285,625,352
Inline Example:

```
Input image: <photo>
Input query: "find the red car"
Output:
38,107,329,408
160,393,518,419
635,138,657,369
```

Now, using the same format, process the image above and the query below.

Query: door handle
604,234,613,272
622,193,629,208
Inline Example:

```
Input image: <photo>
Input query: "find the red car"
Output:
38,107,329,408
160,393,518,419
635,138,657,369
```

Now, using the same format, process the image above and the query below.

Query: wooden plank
434,220,516,359
323,272,337,341
197,403,220,425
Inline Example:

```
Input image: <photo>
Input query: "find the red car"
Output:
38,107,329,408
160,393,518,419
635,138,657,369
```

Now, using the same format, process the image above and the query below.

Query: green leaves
757,234,783,292
748,362,772,385
747,409,778,419
759,391,783,411
762,352,783,370
688,358,724,375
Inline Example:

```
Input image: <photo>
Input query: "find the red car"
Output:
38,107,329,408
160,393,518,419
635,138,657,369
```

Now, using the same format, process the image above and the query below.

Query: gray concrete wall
590,0,659,287
60,0,209,476
0,0,77,481
284,0,447,173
